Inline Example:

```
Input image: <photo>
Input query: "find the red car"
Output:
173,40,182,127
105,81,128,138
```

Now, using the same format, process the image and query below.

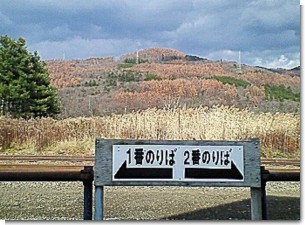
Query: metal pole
261,166,267,220
251,187,263,220
261,180,267,220
83,182,92,220
83,180,93,220
95,186,104,220
81,166,94,220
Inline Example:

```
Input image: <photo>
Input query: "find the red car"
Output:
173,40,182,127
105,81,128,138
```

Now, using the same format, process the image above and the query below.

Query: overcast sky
0,0,300,69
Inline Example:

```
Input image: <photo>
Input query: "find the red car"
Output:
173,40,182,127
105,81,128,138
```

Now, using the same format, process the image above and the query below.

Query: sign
95,139,263,220
95,139,260,187
112,145,244,182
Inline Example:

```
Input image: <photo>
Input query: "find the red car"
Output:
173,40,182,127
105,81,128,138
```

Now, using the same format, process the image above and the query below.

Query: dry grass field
0,105,299,158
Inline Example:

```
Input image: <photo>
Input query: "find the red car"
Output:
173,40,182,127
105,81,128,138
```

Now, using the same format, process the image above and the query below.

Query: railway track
0,155,300,167
0,155,94,162
0,164,299,173
0,164,85,172
0,155,300,180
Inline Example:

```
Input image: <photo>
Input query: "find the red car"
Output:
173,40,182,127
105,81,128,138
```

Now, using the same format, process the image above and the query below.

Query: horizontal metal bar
0,166,94,182
262,172,300,182
0,166,299,183
0,171,82,181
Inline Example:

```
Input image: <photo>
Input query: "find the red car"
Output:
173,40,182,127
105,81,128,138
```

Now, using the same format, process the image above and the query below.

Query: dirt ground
0,181,300,220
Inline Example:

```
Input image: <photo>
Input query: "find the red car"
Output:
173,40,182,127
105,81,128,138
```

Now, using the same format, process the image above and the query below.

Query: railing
0,166,94,220
261,166,300,220
0,165,300,220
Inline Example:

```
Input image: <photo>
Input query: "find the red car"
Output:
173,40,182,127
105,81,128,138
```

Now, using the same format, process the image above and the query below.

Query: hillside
45,48,300,118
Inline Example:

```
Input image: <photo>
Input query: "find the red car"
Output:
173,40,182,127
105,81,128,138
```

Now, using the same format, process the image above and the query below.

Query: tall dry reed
0,105,300,157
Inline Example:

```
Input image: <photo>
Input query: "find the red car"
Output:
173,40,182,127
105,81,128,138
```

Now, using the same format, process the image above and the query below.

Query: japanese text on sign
124,147,234,167
127,148,176,167
113,145,244,181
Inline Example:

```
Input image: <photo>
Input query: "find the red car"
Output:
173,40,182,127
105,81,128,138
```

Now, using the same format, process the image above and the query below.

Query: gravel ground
0,181,300,220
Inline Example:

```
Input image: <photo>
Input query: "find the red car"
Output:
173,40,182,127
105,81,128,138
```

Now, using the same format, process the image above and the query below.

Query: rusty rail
0,155,94,162
0,155,300,167
0,164,85,171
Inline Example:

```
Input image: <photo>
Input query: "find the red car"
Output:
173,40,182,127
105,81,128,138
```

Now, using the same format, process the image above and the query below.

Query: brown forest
45,48,300,118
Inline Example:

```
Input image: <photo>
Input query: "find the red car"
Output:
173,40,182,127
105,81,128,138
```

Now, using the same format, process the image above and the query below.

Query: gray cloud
0,0,300,69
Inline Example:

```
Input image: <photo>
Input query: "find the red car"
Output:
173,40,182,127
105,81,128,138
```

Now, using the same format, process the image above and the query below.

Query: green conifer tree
0,35,61,118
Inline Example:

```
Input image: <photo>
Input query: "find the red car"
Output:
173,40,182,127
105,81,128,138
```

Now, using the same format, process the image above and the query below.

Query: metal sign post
94,139,261,220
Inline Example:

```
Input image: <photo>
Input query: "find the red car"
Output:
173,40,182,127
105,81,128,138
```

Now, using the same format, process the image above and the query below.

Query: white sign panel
113,145,244,182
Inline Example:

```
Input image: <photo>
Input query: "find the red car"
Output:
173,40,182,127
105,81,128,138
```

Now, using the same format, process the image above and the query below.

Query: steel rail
261,158,300,166
0,155,94,161
0,155,300,166
0,164,300,172
0,164,85,172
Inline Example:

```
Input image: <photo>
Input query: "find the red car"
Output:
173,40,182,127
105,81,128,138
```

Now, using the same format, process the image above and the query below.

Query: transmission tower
237,51,242,74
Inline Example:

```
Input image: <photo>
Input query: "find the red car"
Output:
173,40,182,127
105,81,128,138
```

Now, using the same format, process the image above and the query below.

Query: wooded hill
45,48,300,118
